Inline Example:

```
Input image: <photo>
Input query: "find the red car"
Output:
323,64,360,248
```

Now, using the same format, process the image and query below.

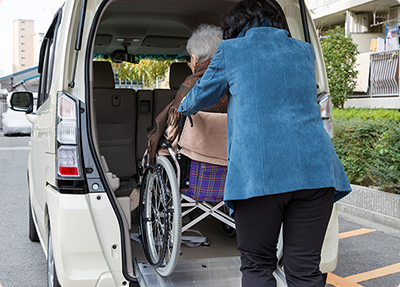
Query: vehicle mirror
111,50,139,64
8,91,34,113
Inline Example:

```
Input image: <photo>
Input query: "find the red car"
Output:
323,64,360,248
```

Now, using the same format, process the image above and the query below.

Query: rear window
93,54,188,90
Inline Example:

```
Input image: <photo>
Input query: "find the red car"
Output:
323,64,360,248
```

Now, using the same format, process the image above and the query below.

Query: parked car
2,108,32,136
2,92,36,136
8,0,336,286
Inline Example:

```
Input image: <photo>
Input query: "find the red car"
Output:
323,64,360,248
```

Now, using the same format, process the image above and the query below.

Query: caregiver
178,0,352,286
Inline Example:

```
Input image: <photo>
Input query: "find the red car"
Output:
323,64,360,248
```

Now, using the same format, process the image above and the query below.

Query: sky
0,0,65,77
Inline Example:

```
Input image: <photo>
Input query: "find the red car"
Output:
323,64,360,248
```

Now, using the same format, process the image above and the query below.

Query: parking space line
0,147,30,151
345,262,400,283
338,228,376,239
327,273,364,287
329,228,398,286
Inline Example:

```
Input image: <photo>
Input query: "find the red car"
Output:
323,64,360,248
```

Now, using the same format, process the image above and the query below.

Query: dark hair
221,0,291,40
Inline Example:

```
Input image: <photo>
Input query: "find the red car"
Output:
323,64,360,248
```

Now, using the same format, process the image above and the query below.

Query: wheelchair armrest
159,137,171,149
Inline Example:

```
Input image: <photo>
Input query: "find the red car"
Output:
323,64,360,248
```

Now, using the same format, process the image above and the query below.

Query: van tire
48,229,61,287
28,197,39,242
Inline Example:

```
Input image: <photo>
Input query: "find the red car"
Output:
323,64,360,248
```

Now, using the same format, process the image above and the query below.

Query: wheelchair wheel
139,156,182,277
139,164,168,267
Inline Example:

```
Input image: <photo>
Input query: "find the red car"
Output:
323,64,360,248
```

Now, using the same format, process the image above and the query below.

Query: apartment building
13,19,44,74
306,0,400,109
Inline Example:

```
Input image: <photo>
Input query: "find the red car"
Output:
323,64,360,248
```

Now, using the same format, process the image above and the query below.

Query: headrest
169,62,192,90
93,61,115,89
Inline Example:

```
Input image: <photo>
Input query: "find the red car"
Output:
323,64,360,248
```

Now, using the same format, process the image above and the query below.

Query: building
13,19,44,74
306,0,400,109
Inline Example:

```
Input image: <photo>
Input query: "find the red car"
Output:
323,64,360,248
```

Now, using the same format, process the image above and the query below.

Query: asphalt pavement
327,213,400,287
0,134,46,287
0,133,399,287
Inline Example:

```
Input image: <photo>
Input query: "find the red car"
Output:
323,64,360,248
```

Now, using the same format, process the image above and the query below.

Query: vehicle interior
89,0,311,276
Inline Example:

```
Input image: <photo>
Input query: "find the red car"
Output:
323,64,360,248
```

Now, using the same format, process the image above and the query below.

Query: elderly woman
130,24,227,210
178,0,352,286
146,23,227,165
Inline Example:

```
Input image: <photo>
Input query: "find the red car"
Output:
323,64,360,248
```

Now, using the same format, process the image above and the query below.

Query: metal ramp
135,256,287,287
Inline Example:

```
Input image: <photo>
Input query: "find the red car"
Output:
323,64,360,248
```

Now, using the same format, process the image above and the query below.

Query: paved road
327,214,400,287
0,134,46,287
0,134,399,287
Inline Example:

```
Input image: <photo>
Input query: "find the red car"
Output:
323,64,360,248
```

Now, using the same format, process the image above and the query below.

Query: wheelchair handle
188,115,194,127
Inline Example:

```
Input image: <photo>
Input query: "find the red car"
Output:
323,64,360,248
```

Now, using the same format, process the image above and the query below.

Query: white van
8,0,336,286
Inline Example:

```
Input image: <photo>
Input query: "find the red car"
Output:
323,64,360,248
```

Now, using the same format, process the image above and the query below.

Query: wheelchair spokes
139,156,182,277
140,164,169,267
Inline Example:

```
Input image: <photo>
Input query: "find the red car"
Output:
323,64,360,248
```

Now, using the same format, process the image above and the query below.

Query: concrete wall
345,97,400,109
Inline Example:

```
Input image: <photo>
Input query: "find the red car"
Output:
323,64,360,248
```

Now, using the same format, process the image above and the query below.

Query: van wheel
28,197,39,242
48,230,61,287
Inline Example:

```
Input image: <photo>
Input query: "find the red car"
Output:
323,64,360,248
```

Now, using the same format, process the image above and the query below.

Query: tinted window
37,10,62,108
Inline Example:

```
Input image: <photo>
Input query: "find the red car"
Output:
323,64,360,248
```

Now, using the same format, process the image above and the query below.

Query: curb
337,184,400,231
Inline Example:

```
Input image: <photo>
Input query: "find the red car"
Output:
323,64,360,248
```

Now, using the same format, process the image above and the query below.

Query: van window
37,9,62,108
93,54,188,90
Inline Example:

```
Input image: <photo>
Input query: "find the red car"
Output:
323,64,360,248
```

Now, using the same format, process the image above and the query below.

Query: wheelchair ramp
135,256,287,287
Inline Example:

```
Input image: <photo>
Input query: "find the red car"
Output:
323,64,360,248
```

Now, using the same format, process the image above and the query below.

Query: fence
370,49,400,96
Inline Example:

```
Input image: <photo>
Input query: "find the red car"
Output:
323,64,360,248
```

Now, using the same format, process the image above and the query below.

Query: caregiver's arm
178,44,228,116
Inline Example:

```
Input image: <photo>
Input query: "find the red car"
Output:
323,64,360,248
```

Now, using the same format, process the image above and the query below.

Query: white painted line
0,147,31,151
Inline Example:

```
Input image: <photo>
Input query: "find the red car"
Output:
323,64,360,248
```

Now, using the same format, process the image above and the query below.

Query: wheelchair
138,114,235,277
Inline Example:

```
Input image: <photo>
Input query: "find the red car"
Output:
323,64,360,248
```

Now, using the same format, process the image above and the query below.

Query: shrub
333,107,400,121
332,117,385,186
332,108,400,194
370,122,400,194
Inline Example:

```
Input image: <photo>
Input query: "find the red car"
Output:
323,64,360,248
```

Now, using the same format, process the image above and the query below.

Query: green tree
94,55,183,88
320,26,359,109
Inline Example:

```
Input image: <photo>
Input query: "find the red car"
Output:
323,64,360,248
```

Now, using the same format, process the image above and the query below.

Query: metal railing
370,49,400,97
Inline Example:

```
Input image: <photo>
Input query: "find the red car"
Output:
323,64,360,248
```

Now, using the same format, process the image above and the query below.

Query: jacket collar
237,18,269,38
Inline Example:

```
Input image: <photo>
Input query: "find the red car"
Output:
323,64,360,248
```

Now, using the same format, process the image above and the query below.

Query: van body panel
30,100,56,240
23,0,338,285
59,0,104,104
47,190,113,287
87,192,132,285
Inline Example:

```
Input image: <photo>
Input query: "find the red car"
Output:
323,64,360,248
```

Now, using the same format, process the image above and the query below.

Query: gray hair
186,24,223,64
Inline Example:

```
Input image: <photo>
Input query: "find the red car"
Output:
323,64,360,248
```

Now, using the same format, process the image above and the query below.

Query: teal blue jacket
178,26,351,209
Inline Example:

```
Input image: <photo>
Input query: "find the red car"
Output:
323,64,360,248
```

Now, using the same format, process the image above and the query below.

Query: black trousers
234,188,335,287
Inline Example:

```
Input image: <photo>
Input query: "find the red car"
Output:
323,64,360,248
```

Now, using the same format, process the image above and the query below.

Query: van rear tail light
58,95,76,118
318,93,332,119
57,120,77,144
56,92,81,178
57,95,77,144
57,146,79,176
55,92,86,193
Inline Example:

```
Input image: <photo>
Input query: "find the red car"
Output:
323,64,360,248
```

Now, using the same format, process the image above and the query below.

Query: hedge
332,108,400,194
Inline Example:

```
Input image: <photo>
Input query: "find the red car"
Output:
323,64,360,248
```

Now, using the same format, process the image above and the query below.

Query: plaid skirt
182,160,227,202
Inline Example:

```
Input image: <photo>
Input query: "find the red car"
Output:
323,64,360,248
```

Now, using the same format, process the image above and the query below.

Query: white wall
345,97,400,109
306,0,378,20
351,33,384,53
